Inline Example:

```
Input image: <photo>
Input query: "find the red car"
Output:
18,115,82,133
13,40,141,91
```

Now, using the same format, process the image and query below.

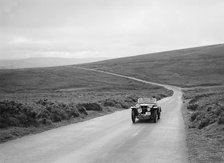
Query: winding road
0,68,188,163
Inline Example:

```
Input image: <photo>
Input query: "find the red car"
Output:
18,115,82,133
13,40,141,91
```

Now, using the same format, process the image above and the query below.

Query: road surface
0,68,188,163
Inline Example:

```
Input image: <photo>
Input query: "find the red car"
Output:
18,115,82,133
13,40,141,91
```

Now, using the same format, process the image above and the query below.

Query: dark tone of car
131,98,161,123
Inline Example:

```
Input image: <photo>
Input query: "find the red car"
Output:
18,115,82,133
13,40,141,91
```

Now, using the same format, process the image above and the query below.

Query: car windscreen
137,98,156,104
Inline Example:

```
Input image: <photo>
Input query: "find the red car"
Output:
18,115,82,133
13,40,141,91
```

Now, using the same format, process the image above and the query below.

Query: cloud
0,0,224,59
8,36,56,46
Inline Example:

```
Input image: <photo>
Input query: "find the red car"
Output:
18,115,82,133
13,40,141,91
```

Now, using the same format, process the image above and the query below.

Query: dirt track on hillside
0,68,188,163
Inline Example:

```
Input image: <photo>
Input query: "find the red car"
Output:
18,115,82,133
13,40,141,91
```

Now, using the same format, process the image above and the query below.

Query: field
80,44,224,162
0,67,172,142
182,87,224,162
1,44,223,162
82,44,224,87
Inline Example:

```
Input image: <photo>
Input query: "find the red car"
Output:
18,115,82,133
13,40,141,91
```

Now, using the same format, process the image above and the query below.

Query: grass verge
0,99,121,143
182,86,224,162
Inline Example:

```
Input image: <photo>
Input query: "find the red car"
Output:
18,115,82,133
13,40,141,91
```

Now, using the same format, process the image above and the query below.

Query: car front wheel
131,110,136,123
158,112,161,119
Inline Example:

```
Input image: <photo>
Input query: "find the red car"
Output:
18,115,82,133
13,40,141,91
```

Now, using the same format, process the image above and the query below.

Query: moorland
0,66,171,142
82,44,224,87
182,86,224,162
81,43,224,162
0,44,224,162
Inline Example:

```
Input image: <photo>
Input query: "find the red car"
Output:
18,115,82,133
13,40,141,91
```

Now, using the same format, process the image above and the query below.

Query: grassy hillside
183,87,224,162
0,66,170,95
1,43,223,160
81,44,224,162
0,57,107,69
0,66,171,142
82,44,224,87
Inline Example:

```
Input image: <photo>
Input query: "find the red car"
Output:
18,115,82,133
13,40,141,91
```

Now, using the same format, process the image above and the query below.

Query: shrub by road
0,97,138,143
183,87,224,162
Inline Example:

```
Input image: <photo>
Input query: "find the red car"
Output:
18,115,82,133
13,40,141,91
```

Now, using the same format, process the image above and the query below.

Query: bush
36,108,51,119
190,111,201,122
78,103,103,111
218,114,224,124
102,99,118,107
36,99,53,106
156,94,167,100
49,106,68,122
119,102,129,109
38,118,52,125
0,101,39,128
124,96,137,103
0,99,91,128
102,99,128,109
75,104,88,115
187,104,199,111
198,118,211,129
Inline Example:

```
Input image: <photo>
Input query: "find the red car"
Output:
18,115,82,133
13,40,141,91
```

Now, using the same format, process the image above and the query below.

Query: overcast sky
0,0,224,59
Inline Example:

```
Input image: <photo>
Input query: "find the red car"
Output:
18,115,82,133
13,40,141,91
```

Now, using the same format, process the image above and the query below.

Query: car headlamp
147,108,151,111
137,108,142,113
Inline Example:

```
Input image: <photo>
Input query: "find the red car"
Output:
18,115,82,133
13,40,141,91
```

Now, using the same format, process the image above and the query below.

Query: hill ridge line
72,66,180,92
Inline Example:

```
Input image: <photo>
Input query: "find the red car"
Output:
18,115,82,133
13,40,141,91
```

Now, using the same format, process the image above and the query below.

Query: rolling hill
82,44,224,87
1,44,223,89
80,43,224,162
0,57,108,69
0,64,171,142
0,43,223,151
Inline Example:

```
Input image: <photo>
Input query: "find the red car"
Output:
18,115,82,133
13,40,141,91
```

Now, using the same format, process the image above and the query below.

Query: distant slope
0,66,169,94
0,57,107,69
0,44,223,92
0,60,172,143
82,44,224,87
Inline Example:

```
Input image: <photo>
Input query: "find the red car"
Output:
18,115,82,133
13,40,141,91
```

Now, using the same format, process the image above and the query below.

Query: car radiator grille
140,106,148,114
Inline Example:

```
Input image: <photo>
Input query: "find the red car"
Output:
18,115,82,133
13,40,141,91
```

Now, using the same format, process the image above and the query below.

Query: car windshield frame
137,98,157,104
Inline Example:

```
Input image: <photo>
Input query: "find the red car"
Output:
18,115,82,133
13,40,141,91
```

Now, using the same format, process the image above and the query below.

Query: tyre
152,111,158,123
158,112,161,119
131,110,136,123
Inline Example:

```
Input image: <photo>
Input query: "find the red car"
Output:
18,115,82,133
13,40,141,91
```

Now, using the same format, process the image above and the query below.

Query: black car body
131,98,161,123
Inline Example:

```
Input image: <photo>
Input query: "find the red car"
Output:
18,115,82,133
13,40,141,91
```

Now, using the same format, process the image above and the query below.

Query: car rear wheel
152,111,158,123
131,110,136,123
158,112,161,119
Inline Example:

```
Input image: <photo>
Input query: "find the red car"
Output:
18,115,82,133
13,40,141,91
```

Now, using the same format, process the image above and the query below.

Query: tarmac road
0,68,188,163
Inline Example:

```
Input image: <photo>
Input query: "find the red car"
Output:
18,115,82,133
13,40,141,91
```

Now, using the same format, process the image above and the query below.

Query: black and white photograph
0,0,224,162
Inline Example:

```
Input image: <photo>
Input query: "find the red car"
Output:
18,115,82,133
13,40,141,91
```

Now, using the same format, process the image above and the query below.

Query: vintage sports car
131,97,161,123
